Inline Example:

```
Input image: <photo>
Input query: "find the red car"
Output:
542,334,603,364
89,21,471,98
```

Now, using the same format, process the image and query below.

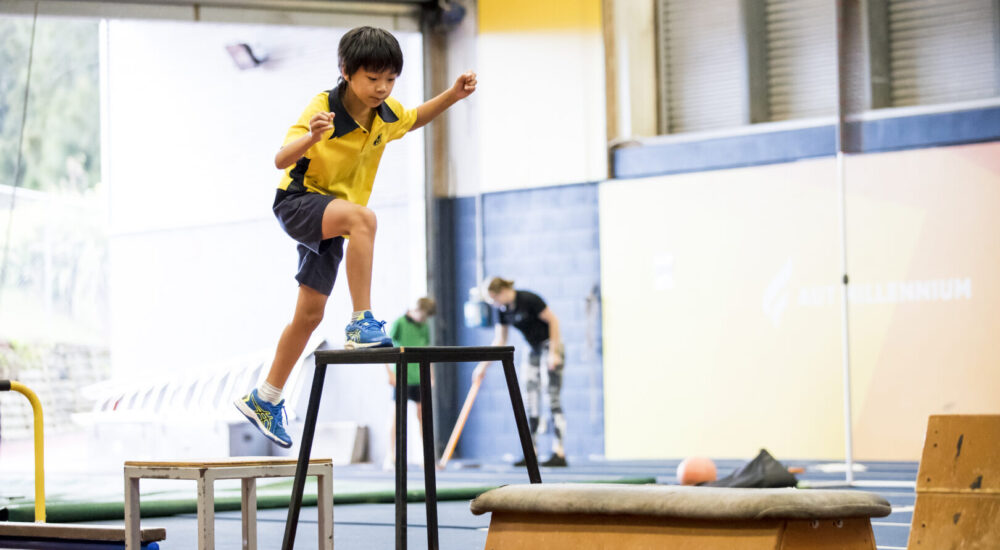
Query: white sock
352,310,371,321
257,381,283,405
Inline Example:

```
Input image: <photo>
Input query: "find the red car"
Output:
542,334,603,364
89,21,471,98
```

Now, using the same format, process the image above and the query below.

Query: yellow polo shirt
278,87,417,206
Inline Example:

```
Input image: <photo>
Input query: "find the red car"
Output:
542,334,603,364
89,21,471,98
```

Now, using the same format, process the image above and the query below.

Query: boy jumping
236,27,476,448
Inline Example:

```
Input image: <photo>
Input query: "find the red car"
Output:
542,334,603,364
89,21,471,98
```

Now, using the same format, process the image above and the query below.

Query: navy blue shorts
273,189,345,296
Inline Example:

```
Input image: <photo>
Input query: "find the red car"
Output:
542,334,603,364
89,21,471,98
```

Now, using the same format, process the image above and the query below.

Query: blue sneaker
234,389,292,448
344,311,393,349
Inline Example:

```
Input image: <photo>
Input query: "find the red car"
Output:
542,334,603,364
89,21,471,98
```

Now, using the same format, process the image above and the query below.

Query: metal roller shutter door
765,0,836,120
657,0,747,133
888,0,998,106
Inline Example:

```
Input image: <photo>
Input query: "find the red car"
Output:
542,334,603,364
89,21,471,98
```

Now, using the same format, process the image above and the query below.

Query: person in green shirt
383,297,436,469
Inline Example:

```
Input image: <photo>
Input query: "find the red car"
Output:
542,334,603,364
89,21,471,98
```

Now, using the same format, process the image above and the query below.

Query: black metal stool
281,346,542,550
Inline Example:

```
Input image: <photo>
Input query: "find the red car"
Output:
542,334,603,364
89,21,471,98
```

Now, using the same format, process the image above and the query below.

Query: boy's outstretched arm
410,71,477,132
274,111,335,169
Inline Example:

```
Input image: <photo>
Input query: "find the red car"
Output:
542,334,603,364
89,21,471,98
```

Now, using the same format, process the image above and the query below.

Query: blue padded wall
614,105,1000,179
443,183,604,461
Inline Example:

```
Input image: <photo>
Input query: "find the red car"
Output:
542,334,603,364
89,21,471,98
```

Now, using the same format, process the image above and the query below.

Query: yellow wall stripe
479,0,601,33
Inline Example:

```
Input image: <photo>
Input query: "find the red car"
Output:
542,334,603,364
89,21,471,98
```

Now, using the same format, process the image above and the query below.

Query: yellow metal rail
1,380,45,522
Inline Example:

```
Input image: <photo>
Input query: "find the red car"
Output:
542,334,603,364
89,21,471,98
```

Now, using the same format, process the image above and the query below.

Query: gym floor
72,458,916,549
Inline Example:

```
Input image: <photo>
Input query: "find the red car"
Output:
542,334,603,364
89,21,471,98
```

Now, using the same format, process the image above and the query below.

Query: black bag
703,448,798,488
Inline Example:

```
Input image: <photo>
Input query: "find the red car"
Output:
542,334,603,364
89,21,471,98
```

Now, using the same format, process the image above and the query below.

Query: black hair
338,26,404,83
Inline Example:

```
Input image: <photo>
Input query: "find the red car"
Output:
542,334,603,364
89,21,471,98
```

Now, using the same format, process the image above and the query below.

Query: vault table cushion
471,483,892,550
470,483,892,520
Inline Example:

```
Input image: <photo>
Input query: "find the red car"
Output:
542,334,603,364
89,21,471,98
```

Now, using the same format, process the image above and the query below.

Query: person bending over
473,277,567,467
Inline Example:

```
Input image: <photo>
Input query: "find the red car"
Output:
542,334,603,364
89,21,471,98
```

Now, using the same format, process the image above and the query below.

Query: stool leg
419,361,439,550
283,363,328,550
124,474,140,550
502,356,542,484
197,475,215,550
317,465,333,550
241,478,257,550
395,356,407,550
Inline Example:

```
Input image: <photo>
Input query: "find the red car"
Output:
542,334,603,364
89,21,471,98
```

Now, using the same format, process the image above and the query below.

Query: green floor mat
1,476,656,523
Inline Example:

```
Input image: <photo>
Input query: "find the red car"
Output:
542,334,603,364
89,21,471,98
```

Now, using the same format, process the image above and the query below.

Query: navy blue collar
327,84,399,139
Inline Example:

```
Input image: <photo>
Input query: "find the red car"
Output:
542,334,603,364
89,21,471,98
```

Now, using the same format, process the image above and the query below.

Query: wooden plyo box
470,483,891,550
125,457,333,550
907,415,1000,549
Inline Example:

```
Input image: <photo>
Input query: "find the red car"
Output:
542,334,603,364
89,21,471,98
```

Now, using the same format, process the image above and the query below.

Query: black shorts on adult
273,189,345,296
393,384,422,403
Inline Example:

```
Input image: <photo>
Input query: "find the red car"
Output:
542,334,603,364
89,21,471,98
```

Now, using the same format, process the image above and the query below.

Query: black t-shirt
498,290,549,351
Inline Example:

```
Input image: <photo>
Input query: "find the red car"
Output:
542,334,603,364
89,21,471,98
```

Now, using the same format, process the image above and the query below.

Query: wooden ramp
908,414,1000,549
0,523,165,548
470,483,891,549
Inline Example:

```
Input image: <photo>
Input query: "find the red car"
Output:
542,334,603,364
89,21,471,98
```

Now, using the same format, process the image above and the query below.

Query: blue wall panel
614,106,1000,179
857,106,1000,152
444,183,605,462
615,125,835,179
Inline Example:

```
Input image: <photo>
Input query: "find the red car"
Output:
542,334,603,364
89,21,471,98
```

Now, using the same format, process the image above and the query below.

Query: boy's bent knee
321,200,377,239
354,206,377,234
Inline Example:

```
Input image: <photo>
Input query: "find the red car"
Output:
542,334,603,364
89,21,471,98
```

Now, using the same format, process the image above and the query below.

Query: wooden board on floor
483,513,877,550
0,523,166,543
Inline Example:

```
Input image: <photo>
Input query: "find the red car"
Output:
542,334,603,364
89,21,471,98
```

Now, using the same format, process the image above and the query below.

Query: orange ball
677,456,717,485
